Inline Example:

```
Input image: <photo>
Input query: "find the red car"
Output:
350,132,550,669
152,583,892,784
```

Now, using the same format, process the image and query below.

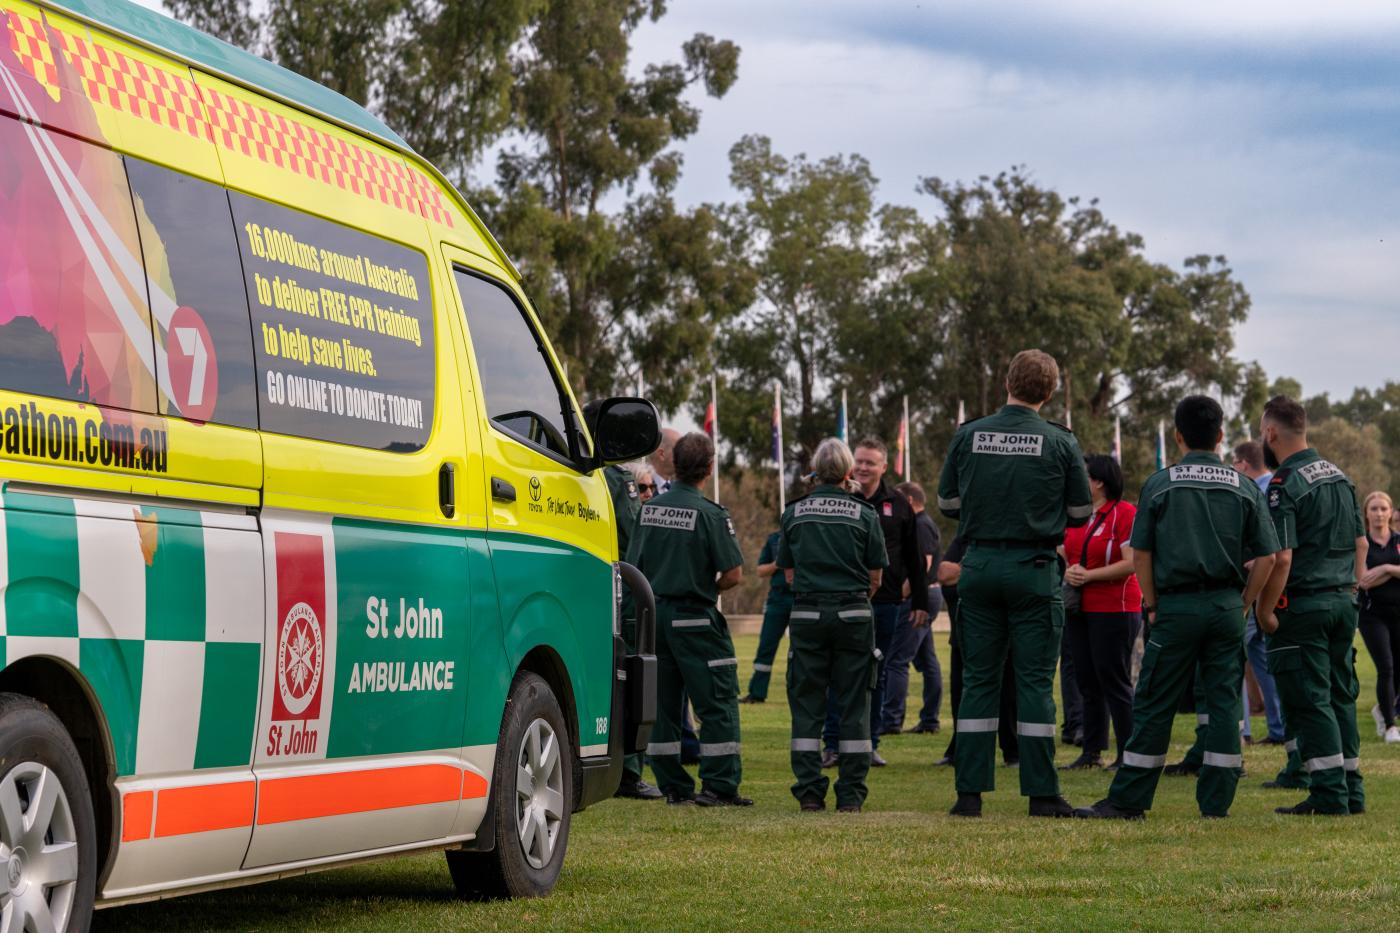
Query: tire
0,693,97,932
446,672,573,900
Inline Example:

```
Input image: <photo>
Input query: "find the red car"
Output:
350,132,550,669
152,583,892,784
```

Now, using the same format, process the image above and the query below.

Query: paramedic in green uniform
602,458,663,800
740,530,795,703
938,349,1093,818
778,438,887,812
1256,395,1367,816
1076,395,1279,820
625,432,751,807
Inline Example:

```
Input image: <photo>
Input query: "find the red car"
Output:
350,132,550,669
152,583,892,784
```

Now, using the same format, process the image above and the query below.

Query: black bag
1062,506,1112,615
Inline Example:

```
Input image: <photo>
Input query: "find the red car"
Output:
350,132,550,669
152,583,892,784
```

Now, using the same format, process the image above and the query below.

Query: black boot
1058,753,1103,771
949,793,982,817
1274,799,1347,816
1073,797,1145,821
1029,795,1075,818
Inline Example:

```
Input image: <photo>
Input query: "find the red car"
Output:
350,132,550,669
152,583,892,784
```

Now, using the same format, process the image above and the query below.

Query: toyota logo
529,476,542,502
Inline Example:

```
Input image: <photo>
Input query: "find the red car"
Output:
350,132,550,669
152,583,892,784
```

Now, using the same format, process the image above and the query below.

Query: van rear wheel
446,672,572,900
0,694,95,932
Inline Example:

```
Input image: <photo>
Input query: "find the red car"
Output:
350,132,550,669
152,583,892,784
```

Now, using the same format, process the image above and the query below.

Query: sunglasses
637,483,657,492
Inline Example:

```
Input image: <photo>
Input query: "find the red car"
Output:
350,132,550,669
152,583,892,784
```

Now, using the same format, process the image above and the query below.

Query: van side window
453,271,576,461
0,114,157,413
126,158,259,429
227,191,437,452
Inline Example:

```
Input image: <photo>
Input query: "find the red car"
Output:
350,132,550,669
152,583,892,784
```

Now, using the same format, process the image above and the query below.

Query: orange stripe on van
155,781,256,837
461,771,489,799
256,763,463,825
121,790,154,842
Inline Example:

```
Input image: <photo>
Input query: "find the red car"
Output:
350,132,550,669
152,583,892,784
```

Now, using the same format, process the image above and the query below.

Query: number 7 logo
166,305,219,422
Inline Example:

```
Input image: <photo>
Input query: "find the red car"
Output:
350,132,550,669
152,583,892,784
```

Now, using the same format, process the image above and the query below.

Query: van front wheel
446,672,572,899
0,693,96,932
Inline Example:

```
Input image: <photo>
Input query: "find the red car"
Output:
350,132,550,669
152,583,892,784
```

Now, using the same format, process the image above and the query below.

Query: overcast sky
134,0,1397,399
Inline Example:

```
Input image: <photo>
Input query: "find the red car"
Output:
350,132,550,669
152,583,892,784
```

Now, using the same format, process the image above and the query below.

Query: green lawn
98,632,1400,932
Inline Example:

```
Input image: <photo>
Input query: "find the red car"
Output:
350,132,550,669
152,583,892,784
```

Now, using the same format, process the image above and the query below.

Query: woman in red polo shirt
1059,454,1142,771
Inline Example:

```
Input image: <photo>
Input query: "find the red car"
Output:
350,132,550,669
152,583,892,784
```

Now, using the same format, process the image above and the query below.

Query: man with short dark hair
627,432,751,807
882,481,944,734
1077,395,1279,820
938,349,1092,818
1256,395,1367,816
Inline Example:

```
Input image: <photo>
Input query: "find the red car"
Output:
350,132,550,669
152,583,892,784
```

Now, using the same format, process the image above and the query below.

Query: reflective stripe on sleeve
956,718,1000,733
753,663,773,672
1202,752,1243,768
1303,753,1345,772
1344,757,1360,771
1197,713,1210,725
1067,503,1094,520
937,496,961,511
1016,721,1056,738
672,618,711,628
1284,739,1298,753
838,739,873,753
789,611,821,621
1122,751,1168,769
838,609,871,619
700,742,741,756
791,738,821,752
647,742,681,756
707,657,739,668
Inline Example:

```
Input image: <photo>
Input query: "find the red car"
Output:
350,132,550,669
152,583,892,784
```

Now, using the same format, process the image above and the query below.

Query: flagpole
1113,416,1122,464
710,373,720,503
840,389,849,443
775,382,785,515
903,395,911,479
956,398,965,426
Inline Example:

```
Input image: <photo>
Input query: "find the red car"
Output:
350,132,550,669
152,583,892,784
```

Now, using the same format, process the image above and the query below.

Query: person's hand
910,609,930,629
1360,566,1390,589
1257,608,1279,634
1064,564,1090,587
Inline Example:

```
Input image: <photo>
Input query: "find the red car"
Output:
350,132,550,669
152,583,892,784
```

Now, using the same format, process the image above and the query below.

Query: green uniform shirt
602,464,641,555
937,404,1094,541
1130,451,1280,592
776,485,887,594
625,482,744,606
1266,448,1364,591
758,531,794,604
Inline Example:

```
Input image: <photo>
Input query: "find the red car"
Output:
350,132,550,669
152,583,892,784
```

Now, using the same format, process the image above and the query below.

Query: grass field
96,631,1400,932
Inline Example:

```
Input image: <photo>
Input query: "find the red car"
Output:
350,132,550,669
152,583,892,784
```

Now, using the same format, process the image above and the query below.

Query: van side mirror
582,397,661,470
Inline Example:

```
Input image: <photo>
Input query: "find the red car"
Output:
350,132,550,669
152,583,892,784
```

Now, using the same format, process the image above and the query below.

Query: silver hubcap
0,762,78,933
515,718,564,870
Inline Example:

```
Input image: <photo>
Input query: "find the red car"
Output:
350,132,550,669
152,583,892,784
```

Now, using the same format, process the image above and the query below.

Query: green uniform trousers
648,599,743,796
1266,592,1362,814
1110,591,1245,816
1180,661,1246,769
1274,733,1310,789
746,597,793,701
786,595,875,807
954,545,1063,797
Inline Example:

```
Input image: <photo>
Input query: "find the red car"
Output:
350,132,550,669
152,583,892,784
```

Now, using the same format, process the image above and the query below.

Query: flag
1112,416,1122,464
703,400,716,439
1155,420,1167,470
773,383,785,513
837,389,848,443
894,409,907,478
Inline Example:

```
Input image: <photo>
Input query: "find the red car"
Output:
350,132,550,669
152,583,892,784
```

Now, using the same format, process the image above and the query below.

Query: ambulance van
0,0,660,926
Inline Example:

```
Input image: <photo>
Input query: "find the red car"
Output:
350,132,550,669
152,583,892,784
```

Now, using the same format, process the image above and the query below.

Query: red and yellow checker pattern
2,2,455,227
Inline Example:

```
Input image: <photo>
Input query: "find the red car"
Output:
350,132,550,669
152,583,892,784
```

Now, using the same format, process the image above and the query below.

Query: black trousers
1065,609,1142,758
945,595,1018,762
1359,607,1400,728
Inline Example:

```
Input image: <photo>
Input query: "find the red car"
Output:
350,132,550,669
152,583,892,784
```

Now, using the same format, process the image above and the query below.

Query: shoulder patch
626,481,639,499
971,431,1044,457
1268,486,1283,510
794,497,863,521
1168,464,1240,487
725,517,736,537
640,504,698,530
1269,468,1292,485
1298,460,1344,484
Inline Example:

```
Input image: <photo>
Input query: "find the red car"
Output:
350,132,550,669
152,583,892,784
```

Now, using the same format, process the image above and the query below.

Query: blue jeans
825,601,901,751
1243,610,1285,740
881,591,945,730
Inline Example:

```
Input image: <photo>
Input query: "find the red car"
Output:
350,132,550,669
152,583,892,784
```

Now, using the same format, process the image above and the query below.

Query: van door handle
491,477,516,503
439,462,456,518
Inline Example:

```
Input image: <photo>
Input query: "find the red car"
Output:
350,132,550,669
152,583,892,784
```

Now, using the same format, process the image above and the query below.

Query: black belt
1159,582,1236,595
969,538,1060,551
1286,584,1352,598
794,591,868,603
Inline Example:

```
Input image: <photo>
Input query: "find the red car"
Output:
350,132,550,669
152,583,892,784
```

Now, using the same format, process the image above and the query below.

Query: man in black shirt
881,481,945,734
820,437,928,767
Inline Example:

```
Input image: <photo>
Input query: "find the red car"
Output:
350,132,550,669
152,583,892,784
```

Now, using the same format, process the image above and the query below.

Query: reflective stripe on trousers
753,663,773,672
956,718,1000,733
647,742,681,755
838,739,873,753
791,738,821,752
1122,751,1167,769
700,742,741,756
1016,721,1056,738
1202,751,1243,768
707,657,739,668
1304,753,1345,772
672,618,711,628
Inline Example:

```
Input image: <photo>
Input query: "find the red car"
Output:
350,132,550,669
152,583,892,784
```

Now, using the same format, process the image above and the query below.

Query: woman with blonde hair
1358,490,1400,743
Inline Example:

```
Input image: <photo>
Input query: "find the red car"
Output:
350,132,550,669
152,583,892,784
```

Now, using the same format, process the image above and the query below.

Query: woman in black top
1358,491,1400,743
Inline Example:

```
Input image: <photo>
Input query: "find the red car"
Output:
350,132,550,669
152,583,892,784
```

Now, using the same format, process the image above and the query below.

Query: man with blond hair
938,349,1092,818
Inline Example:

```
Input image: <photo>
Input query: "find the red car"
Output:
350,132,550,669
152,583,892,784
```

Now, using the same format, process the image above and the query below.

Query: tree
1309,418,1389,499
165,0,259,48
